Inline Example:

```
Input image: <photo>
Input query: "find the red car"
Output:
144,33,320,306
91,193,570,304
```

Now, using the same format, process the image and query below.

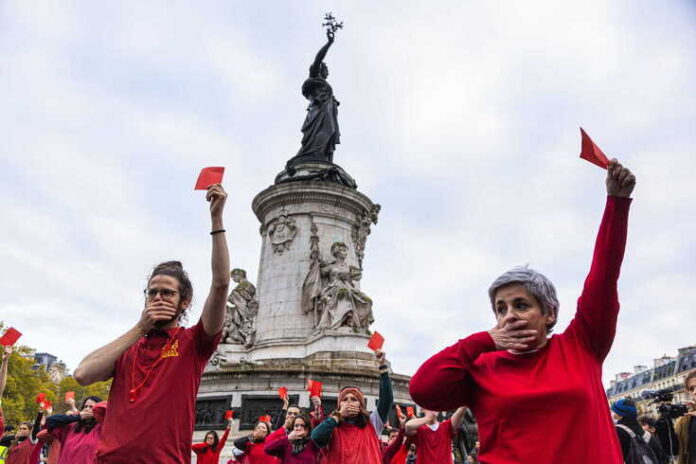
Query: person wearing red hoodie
232,419,278,464
192,416,232,464
409,160,636,463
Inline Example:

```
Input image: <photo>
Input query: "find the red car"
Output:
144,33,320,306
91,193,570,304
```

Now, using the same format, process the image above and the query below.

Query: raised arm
309,31,334,77
0,346,11,397
30,410,44,443
217,420,232,452
405,410,435,437
450,406,467,435
375,351,393,423
573,159,635,360
200,184,230,337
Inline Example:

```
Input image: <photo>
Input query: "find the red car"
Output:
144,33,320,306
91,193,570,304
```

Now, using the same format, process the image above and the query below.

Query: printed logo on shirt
161,340,179,358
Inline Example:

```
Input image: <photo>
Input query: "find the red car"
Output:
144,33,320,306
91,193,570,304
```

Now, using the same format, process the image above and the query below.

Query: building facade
606,345,696,410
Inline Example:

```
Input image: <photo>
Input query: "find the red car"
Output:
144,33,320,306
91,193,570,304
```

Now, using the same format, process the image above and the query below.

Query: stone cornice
252,181,375,223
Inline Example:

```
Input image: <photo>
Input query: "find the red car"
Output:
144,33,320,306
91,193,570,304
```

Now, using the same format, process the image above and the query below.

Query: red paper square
406,406,415,417
306,379,323,397
65,391,75,402
35,393,47,404
194,167,225,190
0,327,22,346
278,387,288,399
259,414,272,423
367,331,385,351
224,410,234,420
579,128,609,169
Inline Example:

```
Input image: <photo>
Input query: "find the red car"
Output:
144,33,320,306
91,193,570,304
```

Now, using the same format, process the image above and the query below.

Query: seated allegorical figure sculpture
302,241,374,333
222,269,258,347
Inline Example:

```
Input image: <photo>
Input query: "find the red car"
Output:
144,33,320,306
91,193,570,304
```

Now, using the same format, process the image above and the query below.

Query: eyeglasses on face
144,288,180,299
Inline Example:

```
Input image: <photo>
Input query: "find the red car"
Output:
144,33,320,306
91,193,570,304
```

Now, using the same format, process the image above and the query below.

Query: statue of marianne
289,29,340,167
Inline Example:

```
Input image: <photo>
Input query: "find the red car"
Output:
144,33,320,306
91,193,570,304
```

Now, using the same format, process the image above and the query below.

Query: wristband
210,229,226,235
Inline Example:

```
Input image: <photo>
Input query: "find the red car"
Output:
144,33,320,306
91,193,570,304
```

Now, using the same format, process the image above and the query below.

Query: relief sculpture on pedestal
221,269,258,347
302,220,374,333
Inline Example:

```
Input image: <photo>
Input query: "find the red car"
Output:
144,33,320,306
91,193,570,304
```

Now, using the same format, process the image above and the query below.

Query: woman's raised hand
488,320,538,351
606,159,636,198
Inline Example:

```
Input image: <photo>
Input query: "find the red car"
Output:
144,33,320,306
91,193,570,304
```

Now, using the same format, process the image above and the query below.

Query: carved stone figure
222,269,258,347
352,204,380,267
268,211,297,254
302,224,374,333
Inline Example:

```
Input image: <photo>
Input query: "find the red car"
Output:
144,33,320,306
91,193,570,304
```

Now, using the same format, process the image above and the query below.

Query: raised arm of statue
309,31,334,77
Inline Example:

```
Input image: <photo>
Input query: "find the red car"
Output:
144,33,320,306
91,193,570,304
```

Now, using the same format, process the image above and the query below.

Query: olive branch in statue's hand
322,12,343,36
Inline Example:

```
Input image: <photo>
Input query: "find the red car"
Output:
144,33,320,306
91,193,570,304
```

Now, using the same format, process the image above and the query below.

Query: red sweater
192,428,230,464
410,196,631,464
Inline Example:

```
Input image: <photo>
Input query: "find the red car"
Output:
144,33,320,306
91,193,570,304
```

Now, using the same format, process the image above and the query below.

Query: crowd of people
1,161,695,464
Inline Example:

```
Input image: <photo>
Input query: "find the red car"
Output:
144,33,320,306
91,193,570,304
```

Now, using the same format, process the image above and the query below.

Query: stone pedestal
196,173,412,457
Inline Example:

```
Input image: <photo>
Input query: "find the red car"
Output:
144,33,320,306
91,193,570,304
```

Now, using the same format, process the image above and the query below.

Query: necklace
129,327,182,403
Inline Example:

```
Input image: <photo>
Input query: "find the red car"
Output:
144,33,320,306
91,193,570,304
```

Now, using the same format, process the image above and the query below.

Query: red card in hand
406,406,415,417
367,331,385,351
278,387,288,399
306,379,323,397
65,391,75,402
35,393,47,405
194,167,225,190
259,414,272,423
224,410,234,420
0,327,22,346
579,128,609,169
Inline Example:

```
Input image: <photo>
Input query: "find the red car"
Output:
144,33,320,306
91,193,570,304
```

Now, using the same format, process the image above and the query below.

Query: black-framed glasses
144,288,180,299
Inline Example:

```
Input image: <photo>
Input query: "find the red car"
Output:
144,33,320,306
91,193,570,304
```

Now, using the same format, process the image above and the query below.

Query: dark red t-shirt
413,419,453,464
96,320,220,464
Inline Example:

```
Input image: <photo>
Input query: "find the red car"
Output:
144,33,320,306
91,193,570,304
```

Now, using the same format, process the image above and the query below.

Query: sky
1,0,695,388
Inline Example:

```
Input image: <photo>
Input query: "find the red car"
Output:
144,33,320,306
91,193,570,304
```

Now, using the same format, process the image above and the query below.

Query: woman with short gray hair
410,160,636,464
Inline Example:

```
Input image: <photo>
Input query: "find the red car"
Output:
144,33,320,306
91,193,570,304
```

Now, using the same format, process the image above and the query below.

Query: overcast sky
1,1,694,387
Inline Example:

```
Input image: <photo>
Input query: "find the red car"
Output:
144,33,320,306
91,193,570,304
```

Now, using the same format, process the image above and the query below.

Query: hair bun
155,260,183,271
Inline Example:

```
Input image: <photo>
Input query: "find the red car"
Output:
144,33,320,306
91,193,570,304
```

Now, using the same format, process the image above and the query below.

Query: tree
0,322,111,425
1,346,56,424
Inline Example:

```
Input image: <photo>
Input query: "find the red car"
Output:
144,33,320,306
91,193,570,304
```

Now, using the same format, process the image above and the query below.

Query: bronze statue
287,15,343,171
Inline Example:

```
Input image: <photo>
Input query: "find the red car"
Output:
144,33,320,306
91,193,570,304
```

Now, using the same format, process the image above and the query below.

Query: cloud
0,0,694,390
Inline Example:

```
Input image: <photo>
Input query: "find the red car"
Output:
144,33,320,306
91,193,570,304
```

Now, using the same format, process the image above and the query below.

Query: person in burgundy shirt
192,417,232,464
404,408,466,464
5,412,43,464
73,183,230,464
409,160,636,463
